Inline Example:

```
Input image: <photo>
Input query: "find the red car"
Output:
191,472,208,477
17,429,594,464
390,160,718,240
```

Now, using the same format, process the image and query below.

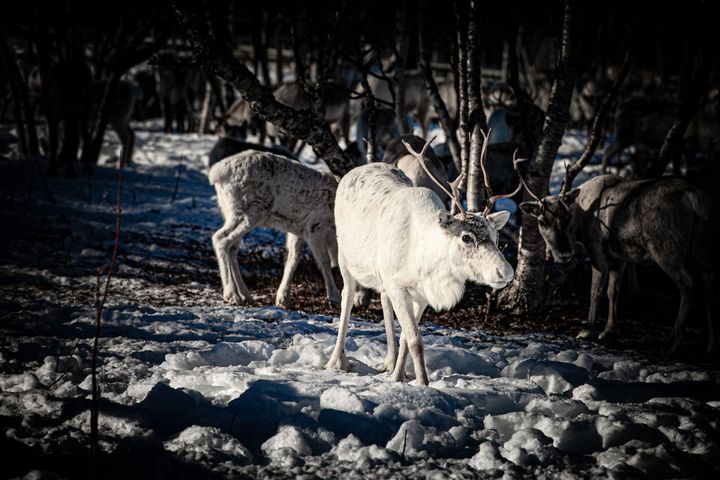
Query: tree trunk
395,1,410,135
417,6,461,172
81,72,121,171
499,0,582,315
453,0,470,199
465,0,488,212
173,0,354,177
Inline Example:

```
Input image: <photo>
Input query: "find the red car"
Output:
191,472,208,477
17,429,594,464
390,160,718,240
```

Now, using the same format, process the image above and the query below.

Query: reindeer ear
438,210,455,226
520,201,542,217
487,210,510,230
564,189,581,204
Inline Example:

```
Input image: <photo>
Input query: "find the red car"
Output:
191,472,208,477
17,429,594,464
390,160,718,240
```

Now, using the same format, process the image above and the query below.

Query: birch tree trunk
499,0,582,315
465,0,488,212
453,0,470,197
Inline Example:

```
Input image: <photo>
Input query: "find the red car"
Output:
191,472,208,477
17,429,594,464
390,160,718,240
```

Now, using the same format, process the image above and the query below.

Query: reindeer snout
494,263,515,286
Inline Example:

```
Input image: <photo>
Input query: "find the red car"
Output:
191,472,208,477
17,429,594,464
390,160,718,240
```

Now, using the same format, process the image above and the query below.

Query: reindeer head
438,209,514,289
402,134,521,290
519,189,581,263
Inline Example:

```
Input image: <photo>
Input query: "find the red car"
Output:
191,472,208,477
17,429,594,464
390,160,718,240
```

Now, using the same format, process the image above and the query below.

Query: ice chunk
163,340,273,369
598,360,644,382
500,428,554,466
332,434,394,466
320,386,365,414
525,397,589,419
164,425,252,465
469,442,505,471
261,425,312,458
386,419,425,455
0,373,40,392
503,359,590,395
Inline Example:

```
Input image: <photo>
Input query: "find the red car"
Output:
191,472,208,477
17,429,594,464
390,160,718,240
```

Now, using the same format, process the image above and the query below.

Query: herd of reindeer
4,49,719,383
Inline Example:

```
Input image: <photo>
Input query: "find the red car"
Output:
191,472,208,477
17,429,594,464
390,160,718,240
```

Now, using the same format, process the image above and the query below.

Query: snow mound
165,425,253,465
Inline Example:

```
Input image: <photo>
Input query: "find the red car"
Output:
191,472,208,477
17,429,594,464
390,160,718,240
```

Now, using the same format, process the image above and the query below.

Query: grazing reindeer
209,151,341,308
326,137,520,385
519,167,714,355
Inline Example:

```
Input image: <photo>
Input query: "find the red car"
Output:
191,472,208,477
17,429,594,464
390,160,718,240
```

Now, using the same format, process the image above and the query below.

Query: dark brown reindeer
519,158,714,356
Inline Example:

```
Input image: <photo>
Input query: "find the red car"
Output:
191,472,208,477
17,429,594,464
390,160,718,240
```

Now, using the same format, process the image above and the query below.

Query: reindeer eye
461,233,474,244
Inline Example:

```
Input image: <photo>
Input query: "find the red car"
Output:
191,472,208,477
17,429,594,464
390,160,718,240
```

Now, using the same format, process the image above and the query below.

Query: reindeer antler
512,148,542,204
483,148,527,215
402,136,468,219
477,130,526,215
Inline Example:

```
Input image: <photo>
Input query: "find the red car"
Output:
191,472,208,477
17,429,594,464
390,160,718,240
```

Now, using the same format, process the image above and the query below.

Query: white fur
326,163,514,385
210,151,340,308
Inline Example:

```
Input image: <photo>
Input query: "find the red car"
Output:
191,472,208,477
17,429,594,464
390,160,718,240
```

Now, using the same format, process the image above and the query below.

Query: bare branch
561,49,632,195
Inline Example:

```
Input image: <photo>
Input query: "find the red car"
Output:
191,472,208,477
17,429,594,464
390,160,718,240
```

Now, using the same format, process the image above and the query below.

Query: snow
1,123,719,478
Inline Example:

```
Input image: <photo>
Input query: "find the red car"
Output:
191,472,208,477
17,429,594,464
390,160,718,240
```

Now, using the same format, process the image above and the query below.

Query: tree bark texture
500,0,582,315
173,0,354,177
465,0,488,212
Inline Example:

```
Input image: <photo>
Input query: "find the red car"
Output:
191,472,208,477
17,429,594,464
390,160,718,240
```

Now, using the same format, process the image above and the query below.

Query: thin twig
170,165,182,203
90,150,124,463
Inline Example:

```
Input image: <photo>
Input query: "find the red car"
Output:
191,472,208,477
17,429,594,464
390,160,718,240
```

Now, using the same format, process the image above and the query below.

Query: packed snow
1,123,718,479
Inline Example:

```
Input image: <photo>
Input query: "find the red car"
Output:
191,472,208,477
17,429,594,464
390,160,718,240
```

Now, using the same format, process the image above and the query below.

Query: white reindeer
325,138,520,385
209,151,341,308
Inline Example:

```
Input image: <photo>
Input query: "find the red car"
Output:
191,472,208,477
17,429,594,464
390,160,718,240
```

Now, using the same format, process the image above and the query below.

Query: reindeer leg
212,215,253,304
325,261,355,372
391,332,408,382
600,263,626,340
275,233,303,308
306,234,341,306
380,292,397,372
578,265,608,339
389,291,428,385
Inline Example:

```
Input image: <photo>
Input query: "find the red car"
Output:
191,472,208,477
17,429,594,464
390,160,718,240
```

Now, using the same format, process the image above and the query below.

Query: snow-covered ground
1,124,719,479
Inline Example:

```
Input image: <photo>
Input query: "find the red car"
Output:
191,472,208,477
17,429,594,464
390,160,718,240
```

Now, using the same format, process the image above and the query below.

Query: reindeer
209,151,341,308
155,52,201,133
364,70,431,136
382,135,450,202
519,163,714,356
266,82,352,149
601,97,720,175
326,137,521,385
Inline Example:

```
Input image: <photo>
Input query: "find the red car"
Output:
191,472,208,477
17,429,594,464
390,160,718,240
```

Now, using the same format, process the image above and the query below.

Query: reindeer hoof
378,355,397,373
275,294,291,309
391,368,405,383
224,290,249,305
576,328,598,340
325,353,350,372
